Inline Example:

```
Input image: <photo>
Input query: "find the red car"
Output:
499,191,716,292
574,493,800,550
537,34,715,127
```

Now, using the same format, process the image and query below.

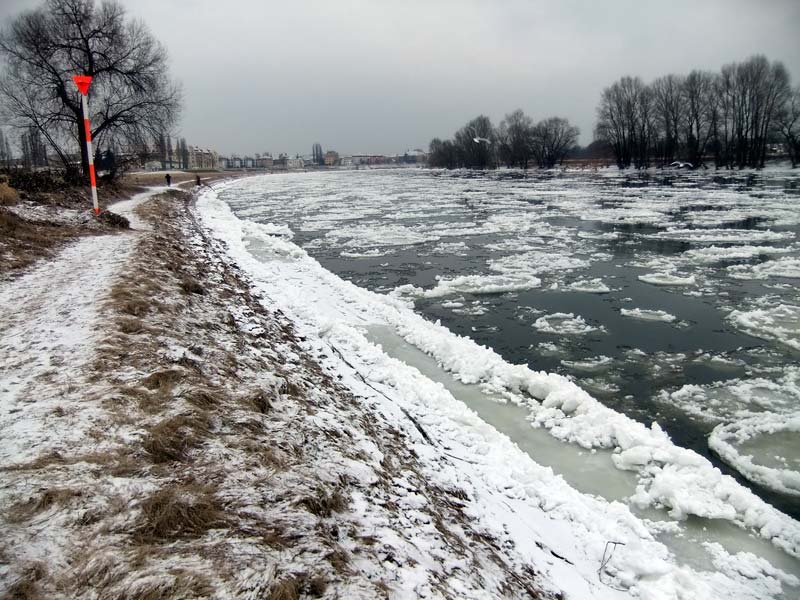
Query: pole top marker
72,75,92,96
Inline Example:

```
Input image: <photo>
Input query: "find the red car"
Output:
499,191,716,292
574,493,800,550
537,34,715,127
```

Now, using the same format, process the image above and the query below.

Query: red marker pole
72,75,99,215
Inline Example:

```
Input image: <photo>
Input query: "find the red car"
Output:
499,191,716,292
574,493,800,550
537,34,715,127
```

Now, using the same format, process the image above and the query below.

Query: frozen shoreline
196,179,800,599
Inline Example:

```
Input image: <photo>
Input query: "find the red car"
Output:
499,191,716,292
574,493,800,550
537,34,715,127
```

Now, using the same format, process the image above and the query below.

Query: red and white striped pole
72,75,99,215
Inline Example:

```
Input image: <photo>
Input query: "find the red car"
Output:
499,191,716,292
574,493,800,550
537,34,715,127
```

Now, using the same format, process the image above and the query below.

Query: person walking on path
196,174,201,187
165,173,172,187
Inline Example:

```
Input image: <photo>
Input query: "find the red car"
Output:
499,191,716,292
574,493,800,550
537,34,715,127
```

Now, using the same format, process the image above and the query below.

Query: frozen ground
200,166,800,599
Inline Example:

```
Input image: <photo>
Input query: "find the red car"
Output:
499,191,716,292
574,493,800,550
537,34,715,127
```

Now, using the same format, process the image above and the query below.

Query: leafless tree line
429,110,579,170
0,0,182,179
595,55,800,169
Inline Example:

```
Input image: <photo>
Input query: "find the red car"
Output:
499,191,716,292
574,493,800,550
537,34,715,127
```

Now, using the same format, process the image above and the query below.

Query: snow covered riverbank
196,177,800,599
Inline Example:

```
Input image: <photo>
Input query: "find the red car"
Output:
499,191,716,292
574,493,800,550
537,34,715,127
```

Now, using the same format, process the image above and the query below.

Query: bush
8,169,65,193
0,181,19,205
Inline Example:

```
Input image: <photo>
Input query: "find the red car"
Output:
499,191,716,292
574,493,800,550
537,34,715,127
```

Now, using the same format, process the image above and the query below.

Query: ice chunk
639,273,696,286
621,308,677,323
728,304,800,351
533,312,604,335
709,413,800,497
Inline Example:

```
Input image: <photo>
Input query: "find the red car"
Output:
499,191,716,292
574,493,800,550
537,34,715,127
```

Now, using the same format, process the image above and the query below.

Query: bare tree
531,117,579,168
712,56,790,168
651,74,684,165
498,109,534,168
454,115,495,168
0,0,182,179
595,76,650,168
0,128,12,168
776,86,800,167
681,70,717,167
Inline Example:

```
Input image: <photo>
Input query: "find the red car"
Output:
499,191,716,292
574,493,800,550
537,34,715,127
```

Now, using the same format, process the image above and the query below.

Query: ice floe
533,312,604,335
638,272,697,286
709,413,800,497
728,304,800,351
621,308,678,323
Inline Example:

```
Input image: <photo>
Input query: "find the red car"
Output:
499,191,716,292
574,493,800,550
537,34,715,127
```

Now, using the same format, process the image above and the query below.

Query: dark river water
220,167,800,517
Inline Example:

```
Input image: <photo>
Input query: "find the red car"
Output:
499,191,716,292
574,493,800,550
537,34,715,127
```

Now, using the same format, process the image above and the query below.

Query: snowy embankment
196,182,800,600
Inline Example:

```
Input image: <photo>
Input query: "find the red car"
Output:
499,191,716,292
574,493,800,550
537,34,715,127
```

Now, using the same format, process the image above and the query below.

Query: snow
196,178,800,599
620,308,678,323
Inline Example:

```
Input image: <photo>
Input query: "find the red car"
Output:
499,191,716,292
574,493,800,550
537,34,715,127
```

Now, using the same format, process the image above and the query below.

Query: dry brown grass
182,387,221,409
135,483,227,541
142,414,208,463
180,275,205,295
268,578,299,600
295,487,346,518
247,389,273,414
0,181,19,206
141,368,183,392
118,317,145,334
0,209,83,275
3,563,46,600
7,488,82,523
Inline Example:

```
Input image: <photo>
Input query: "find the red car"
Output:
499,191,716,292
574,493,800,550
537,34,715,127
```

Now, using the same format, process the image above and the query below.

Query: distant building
324,150,339,166
187,145,219,170
340,156,353,167
287,157,304,169
351,154,386,166
255,154,273,169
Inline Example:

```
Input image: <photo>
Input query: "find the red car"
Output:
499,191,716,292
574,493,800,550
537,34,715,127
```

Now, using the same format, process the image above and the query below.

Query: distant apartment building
187,146,219,170
255,154,273,168
324,150,339,166
287,157,304,169
351,154,387,166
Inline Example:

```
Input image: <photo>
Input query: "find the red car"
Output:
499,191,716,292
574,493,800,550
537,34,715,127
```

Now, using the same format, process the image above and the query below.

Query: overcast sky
2,0,799,156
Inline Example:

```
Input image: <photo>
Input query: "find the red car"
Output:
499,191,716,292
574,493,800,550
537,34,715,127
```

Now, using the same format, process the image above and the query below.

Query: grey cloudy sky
2,0,799,156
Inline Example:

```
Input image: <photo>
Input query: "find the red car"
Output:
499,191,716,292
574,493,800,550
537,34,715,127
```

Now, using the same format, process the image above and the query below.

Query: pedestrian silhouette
165,173,172,187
